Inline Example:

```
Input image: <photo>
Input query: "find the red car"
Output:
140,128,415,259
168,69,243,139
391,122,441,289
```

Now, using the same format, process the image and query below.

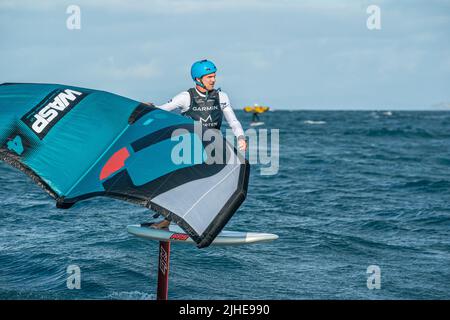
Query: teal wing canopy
0,83,249,248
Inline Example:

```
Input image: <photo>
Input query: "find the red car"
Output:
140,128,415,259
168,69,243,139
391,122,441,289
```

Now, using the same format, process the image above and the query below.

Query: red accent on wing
100,147,130,180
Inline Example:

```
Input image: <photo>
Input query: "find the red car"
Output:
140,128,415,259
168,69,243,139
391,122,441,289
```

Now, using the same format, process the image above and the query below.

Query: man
252,111,260,123
150,59,247,229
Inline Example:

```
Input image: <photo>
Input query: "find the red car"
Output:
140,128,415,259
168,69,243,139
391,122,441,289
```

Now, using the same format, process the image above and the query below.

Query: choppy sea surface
1,110,450,300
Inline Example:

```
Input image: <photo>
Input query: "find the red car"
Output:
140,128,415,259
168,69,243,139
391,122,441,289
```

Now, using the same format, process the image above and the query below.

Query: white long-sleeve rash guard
156,89,245,139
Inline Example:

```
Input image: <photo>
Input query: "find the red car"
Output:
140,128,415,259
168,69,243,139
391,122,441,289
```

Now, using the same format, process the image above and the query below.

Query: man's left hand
238,138,247,152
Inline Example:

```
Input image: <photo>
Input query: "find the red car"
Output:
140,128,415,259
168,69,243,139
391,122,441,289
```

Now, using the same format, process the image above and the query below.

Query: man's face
198,73,216,91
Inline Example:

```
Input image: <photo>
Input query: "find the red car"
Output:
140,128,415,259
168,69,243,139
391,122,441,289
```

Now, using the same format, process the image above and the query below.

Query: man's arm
219,92,247,151
153,91,191,112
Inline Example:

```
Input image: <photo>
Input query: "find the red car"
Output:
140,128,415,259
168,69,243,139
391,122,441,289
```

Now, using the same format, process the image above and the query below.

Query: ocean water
1,110,450,300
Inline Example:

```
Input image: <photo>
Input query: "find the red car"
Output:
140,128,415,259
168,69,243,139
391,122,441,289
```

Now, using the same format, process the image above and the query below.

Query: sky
1,0,449,110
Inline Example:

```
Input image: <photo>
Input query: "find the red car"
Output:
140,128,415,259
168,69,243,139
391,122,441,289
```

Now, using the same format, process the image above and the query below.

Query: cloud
1,0,449,109
99,57,161,79
0,0,358,15
0,0,58,11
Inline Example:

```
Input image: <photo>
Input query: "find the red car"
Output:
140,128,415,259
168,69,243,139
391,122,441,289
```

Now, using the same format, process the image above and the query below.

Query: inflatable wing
0,83,249,248
243,106,269,113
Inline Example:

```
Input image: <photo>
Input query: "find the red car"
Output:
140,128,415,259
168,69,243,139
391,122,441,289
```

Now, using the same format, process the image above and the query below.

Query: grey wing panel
151,145,242,235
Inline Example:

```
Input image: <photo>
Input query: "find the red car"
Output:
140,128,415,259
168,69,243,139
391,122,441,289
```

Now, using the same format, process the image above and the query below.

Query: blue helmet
191,59,217,87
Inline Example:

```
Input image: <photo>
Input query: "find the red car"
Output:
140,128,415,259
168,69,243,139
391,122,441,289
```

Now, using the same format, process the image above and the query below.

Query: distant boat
243,104,270,114
243,104,270,125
